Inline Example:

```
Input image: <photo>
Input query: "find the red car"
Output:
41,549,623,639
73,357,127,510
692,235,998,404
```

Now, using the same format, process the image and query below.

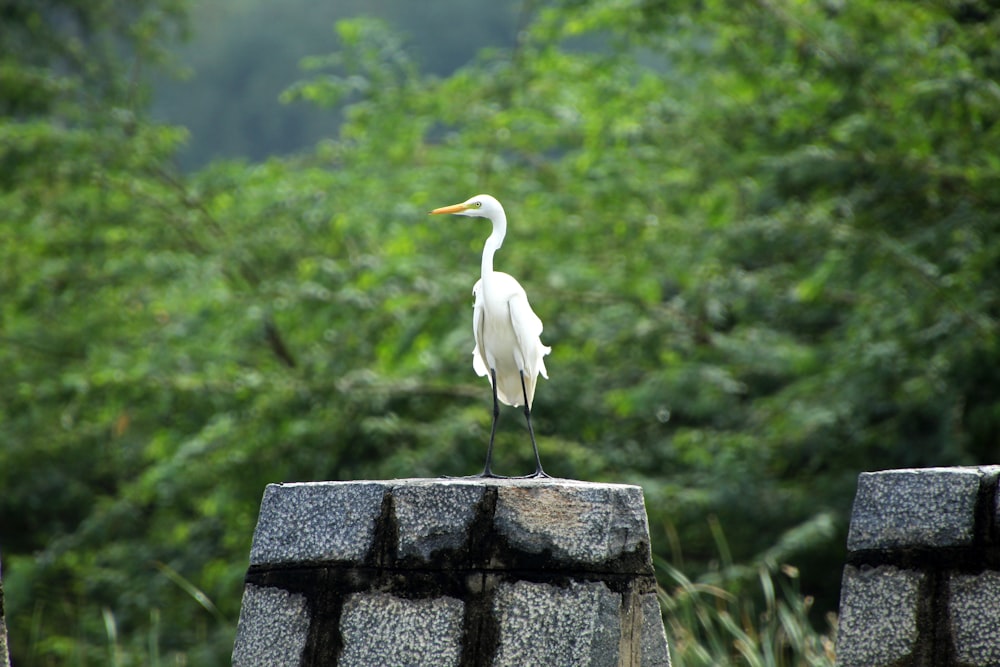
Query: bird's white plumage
429,193,551,407
472,272,550,408
429,192,551,477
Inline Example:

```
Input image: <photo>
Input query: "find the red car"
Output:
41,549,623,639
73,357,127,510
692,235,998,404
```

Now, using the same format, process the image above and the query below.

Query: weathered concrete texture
232,584,310,667
836,466,1000,666
494,482,650,567
392,481,487,561
948,571,1000,665
339,593,465,667
248,478,651,568
835,565,924,667
492,580,621,666
640,593,672,667
846,467,983,551
249,481,385,565
0,562,10,667
234,478,670,666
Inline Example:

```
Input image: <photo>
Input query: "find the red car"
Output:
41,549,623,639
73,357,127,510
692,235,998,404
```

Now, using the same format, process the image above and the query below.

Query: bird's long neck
481,211,507,282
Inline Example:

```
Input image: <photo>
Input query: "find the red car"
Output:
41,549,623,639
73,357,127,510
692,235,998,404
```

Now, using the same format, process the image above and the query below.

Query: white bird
429,194,551,478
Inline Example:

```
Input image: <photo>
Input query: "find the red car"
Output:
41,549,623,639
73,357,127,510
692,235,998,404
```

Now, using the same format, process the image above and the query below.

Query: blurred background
2,0,998,664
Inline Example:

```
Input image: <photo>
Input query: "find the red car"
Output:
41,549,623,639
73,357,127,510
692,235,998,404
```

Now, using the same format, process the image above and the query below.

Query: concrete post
1,558,9,667
232,478,671,666
835,466,1000,667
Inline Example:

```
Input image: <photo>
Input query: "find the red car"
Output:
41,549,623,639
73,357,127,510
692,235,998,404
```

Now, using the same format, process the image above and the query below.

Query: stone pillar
1,558,9,667
232,478,671,667
835,466,1000,667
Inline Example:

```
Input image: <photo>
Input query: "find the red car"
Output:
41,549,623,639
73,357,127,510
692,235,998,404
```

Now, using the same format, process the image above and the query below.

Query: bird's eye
472,201,482,208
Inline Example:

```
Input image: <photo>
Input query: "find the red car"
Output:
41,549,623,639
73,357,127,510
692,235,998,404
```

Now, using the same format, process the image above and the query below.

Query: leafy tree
0,0,187,117
2,0,998,664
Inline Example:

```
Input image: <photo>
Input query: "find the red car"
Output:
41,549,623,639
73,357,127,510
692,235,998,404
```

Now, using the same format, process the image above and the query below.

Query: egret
429,194,551,478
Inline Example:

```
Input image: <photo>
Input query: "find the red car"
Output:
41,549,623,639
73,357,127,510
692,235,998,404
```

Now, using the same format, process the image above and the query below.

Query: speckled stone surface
493,480,650,567
641,593,672,666
846,467,983,551
247,478,652,568
392,480,486,560
236,478,670,665
492,580,622,666
249,481,385,565
835,565,923,667
835,467,1000,665
338,593,465,667
232,584,310,667
949,571,1000,665
1,564,9,667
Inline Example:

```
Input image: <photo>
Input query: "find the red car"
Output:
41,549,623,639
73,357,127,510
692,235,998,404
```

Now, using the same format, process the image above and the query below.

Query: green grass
657,517,837,667
659,562,836,667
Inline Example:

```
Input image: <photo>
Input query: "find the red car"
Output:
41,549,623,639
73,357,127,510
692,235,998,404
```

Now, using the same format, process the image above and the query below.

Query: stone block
492,580,622,666
641,593,672,667
249,481,385,565
392,480,486,561
949,570,1000,665
835,565,923,667
493,479,650,568
0,563,9,667
846,467,983,551
339,593,465,667
232,584,310,667
236,478,670,664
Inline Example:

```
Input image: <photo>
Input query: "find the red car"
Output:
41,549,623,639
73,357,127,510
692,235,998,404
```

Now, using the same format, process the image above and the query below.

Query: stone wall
0,560,9,667
836,466,1000,667
233,478,671,666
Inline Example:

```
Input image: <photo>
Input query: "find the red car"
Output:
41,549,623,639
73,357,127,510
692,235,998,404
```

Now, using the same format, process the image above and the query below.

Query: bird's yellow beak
429,202,469,215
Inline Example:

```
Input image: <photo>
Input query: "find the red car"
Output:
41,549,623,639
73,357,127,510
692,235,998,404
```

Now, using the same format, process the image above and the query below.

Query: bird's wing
471,279,489,378
508,292,550,379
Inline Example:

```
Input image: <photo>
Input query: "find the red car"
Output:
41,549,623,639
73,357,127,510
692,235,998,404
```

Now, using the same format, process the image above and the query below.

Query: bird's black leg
476,368,505,478
519,370,550,478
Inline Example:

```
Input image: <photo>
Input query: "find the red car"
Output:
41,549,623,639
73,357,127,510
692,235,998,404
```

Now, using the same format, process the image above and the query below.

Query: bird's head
428,194,503,220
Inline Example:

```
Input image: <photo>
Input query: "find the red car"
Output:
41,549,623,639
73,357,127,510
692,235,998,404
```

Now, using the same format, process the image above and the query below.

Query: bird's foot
441,473,511,480
477,470,510,479
513,469,552,480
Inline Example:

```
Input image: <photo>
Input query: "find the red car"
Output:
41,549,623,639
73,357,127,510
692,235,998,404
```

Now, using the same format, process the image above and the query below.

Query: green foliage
0,0,187,117
660,518,836,666
662,564,835,667
3,0,1000,664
